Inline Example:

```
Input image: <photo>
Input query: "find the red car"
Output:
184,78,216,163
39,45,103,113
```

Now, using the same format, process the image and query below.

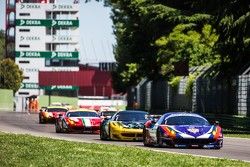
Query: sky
0,0,116,65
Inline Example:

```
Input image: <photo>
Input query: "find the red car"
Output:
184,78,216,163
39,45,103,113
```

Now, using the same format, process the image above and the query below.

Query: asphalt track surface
0,112,250,162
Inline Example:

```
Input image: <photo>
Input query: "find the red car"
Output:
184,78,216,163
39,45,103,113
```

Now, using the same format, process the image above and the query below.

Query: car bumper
110,129,143,141
162,137,223,148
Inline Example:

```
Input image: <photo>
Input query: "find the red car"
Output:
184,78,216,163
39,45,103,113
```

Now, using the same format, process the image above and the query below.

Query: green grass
0,89,13,111
225,134,250,139
0,133,249,167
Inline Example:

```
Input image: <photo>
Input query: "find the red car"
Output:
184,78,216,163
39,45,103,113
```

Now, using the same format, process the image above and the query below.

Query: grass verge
224,134,250,139
0,132,249,167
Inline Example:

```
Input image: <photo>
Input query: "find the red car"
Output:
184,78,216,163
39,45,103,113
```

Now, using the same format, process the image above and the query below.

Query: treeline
103,0,249,93
0,30,23,92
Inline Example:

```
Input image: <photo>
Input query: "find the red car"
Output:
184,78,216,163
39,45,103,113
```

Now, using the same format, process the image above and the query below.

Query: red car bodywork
55,110,101,133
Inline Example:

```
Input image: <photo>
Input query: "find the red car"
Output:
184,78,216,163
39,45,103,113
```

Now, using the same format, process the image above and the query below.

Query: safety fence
128,70,250,132
201,113,250,134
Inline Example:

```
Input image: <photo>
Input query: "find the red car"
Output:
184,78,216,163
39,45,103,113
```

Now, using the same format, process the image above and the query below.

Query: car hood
70,117,100,123
114,121,145,129
161,125,215,138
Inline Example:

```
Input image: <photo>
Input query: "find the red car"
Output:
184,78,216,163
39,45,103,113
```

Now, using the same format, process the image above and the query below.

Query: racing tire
55,122,62,133
143,127,151,147
39,115,45,124
100,126,108,140
108,123,112,140
214,141,223,149
157,128,164,148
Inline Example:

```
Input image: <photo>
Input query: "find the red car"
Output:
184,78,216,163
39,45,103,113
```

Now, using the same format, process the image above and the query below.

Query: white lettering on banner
25,52,41,57
57,86,72,89
57,21,73,26
25,83,39,89
52,20,57,27
52,52,57,58
57,52,73,58
20,52,25,57
20,20,25,26
26,20,41,25
51,85,73,89
20,83,24,89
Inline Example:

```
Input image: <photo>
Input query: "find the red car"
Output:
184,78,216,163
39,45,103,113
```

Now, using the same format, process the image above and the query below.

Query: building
6,0,117,112
15,0,80,97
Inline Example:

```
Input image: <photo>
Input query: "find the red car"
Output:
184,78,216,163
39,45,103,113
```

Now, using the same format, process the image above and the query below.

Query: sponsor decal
52,4,73,9
187,127,199,134
42,85,79,90
20,36,40,41
15,51,79,59
19,4,41,9
52,36,73,41
20,20,25,26
16,19,79,27
52,20,57,27
20,83,39,89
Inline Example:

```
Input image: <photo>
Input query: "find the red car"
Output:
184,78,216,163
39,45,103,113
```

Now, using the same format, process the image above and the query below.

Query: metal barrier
202,113,250,134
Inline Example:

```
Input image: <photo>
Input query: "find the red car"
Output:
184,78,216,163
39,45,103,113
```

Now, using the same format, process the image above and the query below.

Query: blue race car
143,112,223,149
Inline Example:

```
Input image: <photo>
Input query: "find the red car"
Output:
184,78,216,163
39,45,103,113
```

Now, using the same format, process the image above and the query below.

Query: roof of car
47,106,68,109
118,110,147,114
68,108,97,112
163,112,204,119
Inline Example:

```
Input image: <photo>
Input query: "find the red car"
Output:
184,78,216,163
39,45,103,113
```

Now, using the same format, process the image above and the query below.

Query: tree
155,24,219,76
107,0,249,92
108,0,212,92
167,0,250,75
0,58,23,93
0,30,5,60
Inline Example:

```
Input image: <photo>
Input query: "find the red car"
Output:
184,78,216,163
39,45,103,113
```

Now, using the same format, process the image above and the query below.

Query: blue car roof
118,110,147,114
163,112,204,118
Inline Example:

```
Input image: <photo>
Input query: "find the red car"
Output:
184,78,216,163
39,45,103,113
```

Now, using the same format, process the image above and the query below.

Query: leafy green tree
0,58,23,93
108,0,212,92
0,30,5,60
106,0,249,92
155,24,219,76
169,0,250,75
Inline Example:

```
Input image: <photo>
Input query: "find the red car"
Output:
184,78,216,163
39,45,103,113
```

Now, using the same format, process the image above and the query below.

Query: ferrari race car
55,109,101,133
143,112,223,149
39,106,68,124
100,110,147,141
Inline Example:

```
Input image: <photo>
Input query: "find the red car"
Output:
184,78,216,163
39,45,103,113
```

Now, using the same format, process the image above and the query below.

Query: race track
0,112,249,162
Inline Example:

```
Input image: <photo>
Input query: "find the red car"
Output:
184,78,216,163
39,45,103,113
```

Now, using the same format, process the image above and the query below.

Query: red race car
55,109,101,133
39,106,68,124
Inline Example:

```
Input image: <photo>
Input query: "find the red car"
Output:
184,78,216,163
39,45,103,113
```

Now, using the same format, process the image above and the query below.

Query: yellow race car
100,110,147,141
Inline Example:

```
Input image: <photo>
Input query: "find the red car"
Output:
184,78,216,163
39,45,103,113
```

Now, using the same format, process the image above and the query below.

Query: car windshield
47,108,67,112
101,111,116,117
165,116,210,126
67,111,98,117
114,112,147,122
